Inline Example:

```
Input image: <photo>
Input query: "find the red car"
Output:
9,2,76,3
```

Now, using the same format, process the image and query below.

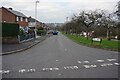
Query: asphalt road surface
2,32,119,78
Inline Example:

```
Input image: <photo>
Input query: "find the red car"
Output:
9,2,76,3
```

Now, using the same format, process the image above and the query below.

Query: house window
25,18,28,22
21,17,23,21
16,16,19,21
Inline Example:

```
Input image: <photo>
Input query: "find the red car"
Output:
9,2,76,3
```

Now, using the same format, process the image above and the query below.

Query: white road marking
100,63,113,67
42,68,52,71
19,69,26,73
90,65,97,68
83,61,90,63
96,60,104,62
73,66,79,69
83,65,90,69
64,66,79,70
107,59,117,61
2,59,119,74
114,63,120,66
0,70,10,74
27,68,36,72
49,68,53,71
83,65,97,69
53,68,59,70
42,67,59,72
77,61,82,63
56,60,59,62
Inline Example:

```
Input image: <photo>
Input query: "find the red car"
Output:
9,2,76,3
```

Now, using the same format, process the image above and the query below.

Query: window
16,16,19,21
25,18,28,22
21,17,23,21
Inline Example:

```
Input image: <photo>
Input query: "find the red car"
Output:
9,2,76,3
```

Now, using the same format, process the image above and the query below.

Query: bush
37,30,46,36
2,23,19,37
19,28,25,36
38,27,44,30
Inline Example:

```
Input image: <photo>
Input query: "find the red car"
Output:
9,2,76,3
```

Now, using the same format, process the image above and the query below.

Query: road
2,32,119,78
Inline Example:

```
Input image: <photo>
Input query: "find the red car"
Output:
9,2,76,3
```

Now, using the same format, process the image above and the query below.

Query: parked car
52,31,58,35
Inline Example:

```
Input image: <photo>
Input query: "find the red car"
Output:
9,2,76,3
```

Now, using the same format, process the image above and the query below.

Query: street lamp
35,1,39,38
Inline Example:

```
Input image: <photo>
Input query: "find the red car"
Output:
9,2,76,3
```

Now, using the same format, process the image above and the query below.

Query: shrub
19,28,25,36
38,27,44,30
37,30,46,36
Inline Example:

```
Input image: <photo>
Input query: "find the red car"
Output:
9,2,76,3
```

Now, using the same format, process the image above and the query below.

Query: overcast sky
0,0,119,23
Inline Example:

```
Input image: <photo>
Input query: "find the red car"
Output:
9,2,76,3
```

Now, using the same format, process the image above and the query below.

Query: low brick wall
2,37,19,44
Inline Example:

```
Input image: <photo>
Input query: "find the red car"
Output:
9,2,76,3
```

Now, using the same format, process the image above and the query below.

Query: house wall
19,21,28,27
29,22,36,27
2,7,16,23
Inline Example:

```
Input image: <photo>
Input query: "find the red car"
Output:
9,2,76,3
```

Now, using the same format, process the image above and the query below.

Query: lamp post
35,1,39,38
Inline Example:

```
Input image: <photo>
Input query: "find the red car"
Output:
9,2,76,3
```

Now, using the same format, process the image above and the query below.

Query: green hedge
1,23,19,37
37,30,46,36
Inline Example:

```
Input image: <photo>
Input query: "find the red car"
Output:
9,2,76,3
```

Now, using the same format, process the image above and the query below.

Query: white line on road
42,67,59,72
77,61,82,64
64,66,79,70
56,60,59,62
114,63,120,66
0,70,10,74
83,61,90,63
83,65,97,69
96,60,104,62
100,63,113,67
107,59,117,62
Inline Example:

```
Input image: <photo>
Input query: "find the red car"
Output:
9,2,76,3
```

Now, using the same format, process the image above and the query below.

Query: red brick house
0,7,35,43
0,7,28,28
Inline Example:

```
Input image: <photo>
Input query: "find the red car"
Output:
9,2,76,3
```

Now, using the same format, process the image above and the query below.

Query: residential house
28,16,43,29
0,7,28,27
0,7,34,42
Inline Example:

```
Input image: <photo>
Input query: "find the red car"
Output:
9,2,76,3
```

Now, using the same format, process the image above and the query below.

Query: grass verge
62,32,120,52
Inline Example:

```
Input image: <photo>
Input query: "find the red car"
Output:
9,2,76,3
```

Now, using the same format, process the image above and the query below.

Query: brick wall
19,21,28,27
2,7,16,23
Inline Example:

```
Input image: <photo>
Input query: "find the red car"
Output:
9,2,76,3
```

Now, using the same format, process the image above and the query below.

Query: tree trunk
107,28,111,40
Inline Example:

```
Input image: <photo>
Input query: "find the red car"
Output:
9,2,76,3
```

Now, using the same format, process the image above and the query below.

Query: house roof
28,17,42,24
3,7,27,18
29,17,37,22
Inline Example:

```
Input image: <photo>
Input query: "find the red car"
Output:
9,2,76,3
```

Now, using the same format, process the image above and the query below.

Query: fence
18,33,35,42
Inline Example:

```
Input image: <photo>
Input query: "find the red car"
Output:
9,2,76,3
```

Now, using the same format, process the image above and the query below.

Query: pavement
2,32,119,78
1,34,51,55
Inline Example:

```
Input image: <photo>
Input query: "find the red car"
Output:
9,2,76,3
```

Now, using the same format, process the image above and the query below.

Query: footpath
1,34,51,55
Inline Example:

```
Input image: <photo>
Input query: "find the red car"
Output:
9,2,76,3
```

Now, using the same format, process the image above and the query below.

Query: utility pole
35,1,39,38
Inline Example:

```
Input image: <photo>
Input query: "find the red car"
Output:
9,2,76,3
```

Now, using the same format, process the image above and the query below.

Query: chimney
9,8,13,10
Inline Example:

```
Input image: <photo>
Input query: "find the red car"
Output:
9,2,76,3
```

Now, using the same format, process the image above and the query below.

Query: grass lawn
62,32,119,52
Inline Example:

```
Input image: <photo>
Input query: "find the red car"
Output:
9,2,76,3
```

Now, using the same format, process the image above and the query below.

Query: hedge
1,23,19,37
37,30,46,36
